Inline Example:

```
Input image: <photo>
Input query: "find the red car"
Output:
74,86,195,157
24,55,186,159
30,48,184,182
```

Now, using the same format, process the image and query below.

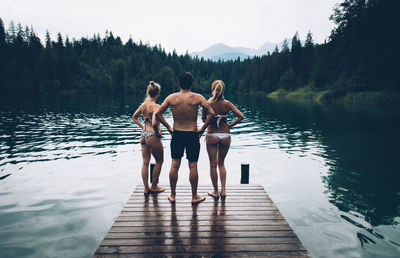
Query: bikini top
213,114,228,128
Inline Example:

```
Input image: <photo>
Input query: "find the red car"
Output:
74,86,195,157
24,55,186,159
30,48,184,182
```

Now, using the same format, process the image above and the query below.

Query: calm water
0,94,399,258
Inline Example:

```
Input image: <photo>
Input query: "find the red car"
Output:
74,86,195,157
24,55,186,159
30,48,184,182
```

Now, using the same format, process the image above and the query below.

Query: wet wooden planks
94,185,309,257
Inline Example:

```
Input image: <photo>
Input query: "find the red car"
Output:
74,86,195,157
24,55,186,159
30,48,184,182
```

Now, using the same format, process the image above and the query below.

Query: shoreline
266,87,400,106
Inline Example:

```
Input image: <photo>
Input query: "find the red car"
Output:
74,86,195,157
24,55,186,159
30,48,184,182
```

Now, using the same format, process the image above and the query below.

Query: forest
0,0,398,103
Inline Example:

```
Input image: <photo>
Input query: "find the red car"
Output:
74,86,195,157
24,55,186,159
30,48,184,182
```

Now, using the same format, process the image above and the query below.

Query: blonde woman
202,80,244,198
132,81,173,194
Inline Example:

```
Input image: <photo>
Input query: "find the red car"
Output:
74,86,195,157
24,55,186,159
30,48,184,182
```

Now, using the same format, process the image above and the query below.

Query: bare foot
168,194,176,203
220,190,226,197
150,185,165,193
208,190,219,199
192,194,206,205
143,187,150,194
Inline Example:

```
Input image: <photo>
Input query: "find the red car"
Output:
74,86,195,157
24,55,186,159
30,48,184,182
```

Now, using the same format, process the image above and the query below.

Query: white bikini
207,132,231,140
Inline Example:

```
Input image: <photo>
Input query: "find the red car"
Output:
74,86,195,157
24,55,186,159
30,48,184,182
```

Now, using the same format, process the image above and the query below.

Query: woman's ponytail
209,80,225,102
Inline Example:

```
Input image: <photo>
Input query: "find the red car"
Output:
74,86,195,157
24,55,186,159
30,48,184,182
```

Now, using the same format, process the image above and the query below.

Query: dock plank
94,185,309,257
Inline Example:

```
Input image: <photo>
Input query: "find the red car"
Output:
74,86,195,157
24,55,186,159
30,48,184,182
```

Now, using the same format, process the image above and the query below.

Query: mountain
190,43,242,61
258,42,280,54
190,40,291,61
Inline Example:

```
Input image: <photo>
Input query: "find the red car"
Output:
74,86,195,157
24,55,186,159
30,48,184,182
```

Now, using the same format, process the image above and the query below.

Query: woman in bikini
132,81,173,194
202,80,244,198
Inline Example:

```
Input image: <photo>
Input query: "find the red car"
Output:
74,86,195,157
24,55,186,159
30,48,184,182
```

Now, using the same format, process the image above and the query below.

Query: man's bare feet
208,190,219,199
168,194,176,203
192,194,206,205
150,185,165,193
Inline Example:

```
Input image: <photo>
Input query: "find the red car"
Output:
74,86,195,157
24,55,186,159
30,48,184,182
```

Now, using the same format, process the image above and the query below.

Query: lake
0,93,399,257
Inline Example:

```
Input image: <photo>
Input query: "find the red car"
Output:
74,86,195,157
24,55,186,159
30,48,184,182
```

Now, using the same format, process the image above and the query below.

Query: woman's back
207,100,231,133
205,79,245,198
141,101,159,132
132,80,167,194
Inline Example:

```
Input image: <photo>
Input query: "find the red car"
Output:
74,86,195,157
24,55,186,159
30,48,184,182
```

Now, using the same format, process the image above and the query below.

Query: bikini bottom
207,133,231,140
140,130,159,144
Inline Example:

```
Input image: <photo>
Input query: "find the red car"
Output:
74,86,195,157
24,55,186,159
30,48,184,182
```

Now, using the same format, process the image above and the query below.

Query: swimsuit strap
214,114,228,128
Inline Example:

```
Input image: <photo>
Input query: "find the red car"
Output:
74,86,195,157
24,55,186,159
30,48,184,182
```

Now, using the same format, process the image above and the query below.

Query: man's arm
201,106,207,122
198,114,212,136
200,96,215,116
152,96,170,127
156,113,173,135
198,96,215,136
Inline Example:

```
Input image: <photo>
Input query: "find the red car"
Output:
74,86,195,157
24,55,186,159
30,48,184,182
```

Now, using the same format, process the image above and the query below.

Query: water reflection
209,198,227,252
170,204,183,252
233,95,400,255
0,95,144,177
235,95,399,222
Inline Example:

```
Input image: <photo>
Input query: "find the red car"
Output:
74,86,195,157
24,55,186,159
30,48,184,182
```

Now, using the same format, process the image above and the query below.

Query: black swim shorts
170,130,200,162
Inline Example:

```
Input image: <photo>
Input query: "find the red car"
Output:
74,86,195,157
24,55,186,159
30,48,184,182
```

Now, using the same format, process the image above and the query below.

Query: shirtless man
153,72,215,204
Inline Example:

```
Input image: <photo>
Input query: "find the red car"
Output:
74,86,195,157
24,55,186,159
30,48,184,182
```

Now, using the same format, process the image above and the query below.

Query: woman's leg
218,136,231,196
206,135,219,198
140,142,151,194
146,136,165,192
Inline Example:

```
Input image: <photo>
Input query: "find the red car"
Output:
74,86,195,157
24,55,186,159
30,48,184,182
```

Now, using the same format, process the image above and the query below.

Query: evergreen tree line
0,0,398,96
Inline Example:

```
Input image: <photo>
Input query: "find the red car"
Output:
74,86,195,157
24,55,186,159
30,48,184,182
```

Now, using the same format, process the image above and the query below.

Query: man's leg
169,130,183,203
189,161,205,204
186,132,204,204
169,158,181,203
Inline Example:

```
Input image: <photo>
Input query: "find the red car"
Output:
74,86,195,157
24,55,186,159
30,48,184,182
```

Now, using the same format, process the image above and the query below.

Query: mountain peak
190,41,282,61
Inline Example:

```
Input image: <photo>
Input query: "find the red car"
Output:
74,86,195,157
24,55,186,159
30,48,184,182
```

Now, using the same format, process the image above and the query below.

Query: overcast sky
1,0,339,54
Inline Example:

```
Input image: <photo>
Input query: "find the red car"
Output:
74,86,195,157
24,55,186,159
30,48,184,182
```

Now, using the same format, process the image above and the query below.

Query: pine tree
0,18,5,48
279,67,297,90
56,33,63,48
291,32,302,83
6,21,16,43
278,39,291,80
303,31,314,84
305,31,314,48
45,30,51,48
0,17,5,80
281,39,289,53
272,45,279,55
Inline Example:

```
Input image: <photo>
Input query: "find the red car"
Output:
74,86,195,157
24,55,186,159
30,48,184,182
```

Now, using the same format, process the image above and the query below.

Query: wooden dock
94,185,309,257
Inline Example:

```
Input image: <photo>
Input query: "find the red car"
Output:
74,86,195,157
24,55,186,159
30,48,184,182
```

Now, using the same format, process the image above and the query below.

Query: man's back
166,91,205,131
